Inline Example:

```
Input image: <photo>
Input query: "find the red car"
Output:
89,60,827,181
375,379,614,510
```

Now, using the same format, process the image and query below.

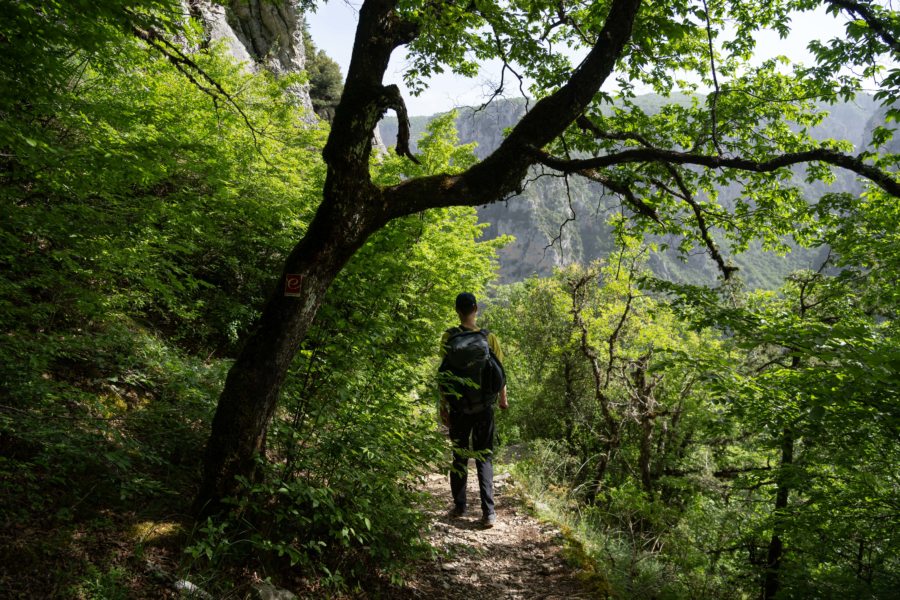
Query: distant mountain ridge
379,94,884,288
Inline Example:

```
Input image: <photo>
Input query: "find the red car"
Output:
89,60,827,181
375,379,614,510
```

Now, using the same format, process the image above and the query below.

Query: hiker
438,292,508,528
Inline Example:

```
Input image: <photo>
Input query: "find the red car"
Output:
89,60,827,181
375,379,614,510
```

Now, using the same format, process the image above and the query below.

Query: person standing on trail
438,292,508,528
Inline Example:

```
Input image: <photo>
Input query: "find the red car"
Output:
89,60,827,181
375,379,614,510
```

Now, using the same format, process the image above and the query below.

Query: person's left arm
488,333,509,410
498,384,508,410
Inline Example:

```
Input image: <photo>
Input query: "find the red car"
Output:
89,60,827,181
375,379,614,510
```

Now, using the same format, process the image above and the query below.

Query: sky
305,1,852,117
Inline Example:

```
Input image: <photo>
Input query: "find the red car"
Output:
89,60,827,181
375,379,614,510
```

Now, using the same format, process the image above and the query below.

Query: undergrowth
508,440,746,600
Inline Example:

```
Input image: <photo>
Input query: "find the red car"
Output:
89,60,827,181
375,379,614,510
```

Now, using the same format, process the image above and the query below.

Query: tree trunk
763,288,810,599
763,426,794,600
194,196,379,515
634,359,655,496
563,355,576,449
570,273,621,496
763,350,801,600
193,0,399,515
638,414,654,495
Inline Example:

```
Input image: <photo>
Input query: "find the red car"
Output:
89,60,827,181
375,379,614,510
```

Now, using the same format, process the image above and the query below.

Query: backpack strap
447,326,488,337
446,326,489,342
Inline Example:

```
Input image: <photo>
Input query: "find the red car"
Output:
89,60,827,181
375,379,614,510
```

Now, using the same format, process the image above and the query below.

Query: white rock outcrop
188,0,314,114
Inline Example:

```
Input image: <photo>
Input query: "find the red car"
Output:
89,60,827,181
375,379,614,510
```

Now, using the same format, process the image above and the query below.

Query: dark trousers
449,407,495,516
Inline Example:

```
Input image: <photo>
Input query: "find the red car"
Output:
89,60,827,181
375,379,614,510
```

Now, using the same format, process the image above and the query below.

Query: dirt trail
400,466,594,599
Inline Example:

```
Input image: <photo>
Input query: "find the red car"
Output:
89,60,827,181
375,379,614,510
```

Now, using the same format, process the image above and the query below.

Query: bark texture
195,201,378,513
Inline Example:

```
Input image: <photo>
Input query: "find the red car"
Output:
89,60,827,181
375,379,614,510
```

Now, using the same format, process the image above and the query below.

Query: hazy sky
306,2,852,116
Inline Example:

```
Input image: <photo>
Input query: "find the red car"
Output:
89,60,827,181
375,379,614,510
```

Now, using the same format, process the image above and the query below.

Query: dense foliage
488,215,899,597
0,2,499,595
303,18,344,121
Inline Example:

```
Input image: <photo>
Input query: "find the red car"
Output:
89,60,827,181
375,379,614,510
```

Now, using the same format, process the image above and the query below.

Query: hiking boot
481,512,496,528
450,505,467,518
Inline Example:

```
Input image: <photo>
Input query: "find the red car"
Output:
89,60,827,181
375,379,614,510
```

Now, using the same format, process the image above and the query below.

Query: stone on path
253,582,298,600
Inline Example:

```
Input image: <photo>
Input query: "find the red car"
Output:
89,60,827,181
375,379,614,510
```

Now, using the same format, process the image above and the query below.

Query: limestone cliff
188,0,314,113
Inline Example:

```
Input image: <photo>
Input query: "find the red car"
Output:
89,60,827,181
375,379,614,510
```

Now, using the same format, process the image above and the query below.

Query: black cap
455,292,477,313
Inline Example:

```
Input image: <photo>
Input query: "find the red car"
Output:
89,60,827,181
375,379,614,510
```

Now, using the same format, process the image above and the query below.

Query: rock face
379,94,887,287
381,100,616,281
189,0,314,113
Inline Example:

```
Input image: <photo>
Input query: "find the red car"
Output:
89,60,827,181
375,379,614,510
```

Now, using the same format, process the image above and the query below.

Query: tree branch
664,166,737,279
544,173,577,255
381,0,645,219
324,0,413,178
130,24,262,148
379,84,419,163
581,170,661,222
570,271,620,444
529,145,900,198
701,0,723,154
827,0,900,54
606,275,635,388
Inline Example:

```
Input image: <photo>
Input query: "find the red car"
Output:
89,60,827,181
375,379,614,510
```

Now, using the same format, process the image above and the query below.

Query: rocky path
399,467,594,599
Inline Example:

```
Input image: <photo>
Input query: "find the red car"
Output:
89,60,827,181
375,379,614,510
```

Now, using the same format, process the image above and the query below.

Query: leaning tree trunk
193,0,402,515
194,194,380,515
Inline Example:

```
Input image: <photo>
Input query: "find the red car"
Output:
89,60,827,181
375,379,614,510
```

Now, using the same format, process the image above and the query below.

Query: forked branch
663,166,737,279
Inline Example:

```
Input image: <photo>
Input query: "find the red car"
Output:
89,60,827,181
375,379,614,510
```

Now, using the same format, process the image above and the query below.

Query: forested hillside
2,0,899,599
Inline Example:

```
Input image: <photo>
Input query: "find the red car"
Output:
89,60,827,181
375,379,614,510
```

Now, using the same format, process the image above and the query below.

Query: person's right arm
488,333,508,410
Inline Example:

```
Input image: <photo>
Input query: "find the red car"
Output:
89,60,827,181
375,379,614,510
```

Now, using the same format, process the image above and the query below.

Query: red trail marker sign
284,274,303,297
